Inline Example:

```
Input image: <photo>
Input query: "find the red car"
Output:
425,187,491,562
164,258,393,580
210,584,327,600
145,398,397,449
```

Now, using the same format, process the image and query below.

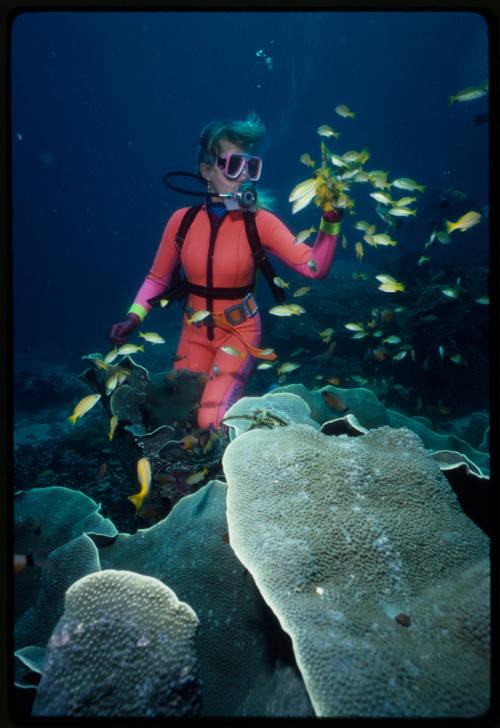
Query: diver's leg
173,316,216,374
197,314,262,429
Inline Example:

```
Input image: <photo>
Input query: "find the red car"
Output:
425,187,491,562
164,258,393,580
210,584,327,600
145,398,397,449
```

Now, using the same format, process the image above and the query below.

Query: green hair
198,111,265,163
197,112,276,211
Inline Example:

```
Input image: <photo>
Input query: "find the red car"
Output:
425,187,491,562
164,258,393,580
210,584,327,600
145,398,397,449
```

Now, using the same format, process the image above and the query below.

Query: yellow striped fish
128,457,152,513
444,211,481,234
68,394,101,424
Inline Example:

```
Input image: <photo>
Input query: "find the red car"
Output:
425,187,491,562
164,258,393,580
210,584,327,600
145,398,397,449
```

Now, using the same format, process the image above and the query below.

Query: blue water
11,10,489,379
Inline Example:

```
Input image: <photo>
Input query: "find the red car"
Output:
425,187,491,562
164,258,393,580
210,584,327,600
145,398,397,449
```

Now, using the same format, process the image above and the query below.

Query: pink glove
110,313,140,345
322,208,343,223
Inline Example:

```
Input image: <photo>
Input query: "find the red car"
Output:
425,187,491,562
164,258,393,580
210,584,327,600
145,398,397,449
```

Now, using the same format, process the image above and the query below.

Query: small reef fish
449,80,488,105
370,191,393,205
160,298,169,308
116,369,130,385
353,220,374,232
138,331,166,344
201,430,219,455
294,226,316,244
442,287,459,299
108,415,118,441
418,255,430,265
363,233,376,247
475,296,489,305
94,358,109,370
103,348,118,364
335,104,356,118
178,434,198,451
372,233,397,247
128,457,152,514
307,258,318,272
351,375,369,385
300,153,315,167
292,286,311,297
381,308,393,323
383,335,402,344
187,310,212,325
372,330,384,337
269,304,302,317
260,348,275,356
352,331,368,339
444,211,481,234
355,242,364,260
289,177,321,203
257,362,274,369
391,178,425,193
327,377,341,385
388,206,416,217
273,277,289,289
345,323,365,332
221,345,245,357
392,350,407,361
185,466,208,486
376,274,405,293
68,394,101,424
317,124,340,138
116,344,144,355
105,373,118,395
393,196,416,207
277,362,301,374
439,345,445,360
330,154,349,168
450,354,463,364
341,235,348,249
321,390,348,411
319,327,334,343
342,148,369,164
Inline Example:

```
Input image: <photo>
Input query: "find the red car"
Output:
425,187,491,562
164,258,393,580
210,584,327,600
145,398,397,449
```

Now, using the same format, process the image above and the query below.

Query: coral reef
32,570,202,717
222,424,490,717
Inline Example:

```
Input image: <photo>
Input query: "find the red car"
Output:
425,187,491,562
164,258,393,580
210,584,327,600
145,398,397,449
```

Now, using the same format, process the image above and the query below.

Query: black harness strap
242,209,287,303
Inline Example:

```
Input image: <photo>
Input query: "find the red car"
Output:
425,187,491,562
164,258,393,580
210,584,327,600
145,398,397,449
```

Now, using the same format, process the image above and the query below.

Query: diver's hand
110,313,140,345
322,208,343,223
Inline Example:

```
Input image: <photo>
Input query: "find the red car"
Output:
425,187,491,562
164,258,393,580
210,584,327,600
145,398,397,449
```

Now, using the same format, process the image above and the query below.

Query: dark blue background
11,10,489,363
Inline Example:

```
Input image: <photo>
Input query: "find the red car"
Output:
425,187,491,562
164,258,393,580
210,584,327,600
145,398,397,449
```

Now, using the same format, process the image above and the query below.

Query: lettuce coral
32,569,201,717
222,424,490,717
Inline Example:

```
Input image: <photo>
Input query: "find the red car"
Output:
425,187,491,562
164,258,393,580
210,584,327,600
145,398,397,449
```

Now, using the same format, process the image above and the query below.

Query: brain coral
32,569,201,717
222,424,490,717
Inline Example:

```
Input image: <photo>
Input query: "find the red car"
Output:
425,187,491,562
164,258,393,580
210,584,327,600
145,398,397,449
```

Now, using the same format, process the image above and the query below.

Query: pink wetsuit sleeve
257,211,341,280
130,208,188,314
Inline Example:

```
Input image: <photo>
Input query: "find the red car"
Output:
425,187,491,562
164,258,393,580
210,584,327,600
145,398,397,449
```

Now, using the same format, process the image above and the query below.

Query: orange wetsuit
128,203,342,429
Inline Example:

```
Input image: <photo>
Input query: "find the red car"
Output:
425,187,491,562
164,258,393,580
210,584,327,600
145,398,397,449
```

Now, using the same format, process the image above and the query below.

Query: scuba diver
110,113,343,430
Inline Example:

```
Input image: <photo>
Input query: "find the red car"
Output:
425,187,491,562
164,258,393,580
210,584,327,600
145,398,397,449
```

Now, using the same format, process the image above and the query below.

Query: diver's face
200,139,248,198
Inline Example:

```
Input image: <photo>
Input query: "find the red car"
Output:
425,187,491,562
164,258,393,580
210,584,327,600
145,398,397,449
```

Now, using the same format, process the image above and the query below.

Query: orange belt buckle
226,305,245,325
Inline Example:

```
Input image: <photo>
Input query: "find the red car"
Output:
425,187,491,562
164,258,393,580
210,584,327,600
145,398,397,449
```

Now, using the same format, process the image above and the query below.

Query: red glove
322,208,343,223
110,313,140,345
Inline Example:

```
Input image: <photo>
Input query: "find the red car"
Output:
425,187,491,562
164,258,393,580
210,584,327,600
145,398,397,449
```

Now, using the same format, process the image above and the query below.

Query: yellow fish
288,177,322,203
294,226,316,244
273,277,289,289
388,206,416,217
278,362,301,374
355,242,364,260
116,344,144,355
444,210,481,234
160,298,169,308
335,104,356,118
68,394,102,424
138,331,166,344
128,457,152,514
108,415,118,441
269,305,298,317
449,81,488,105
187,310,212,325
442,287,459,299
330,153,349,168
257,362,274,369
221,345,245,357
475,296,489,305
370,191,393,205
378,282,405,293
344,323,365,332
287,303,306,315
376,273,404,289
116,369,131,385
319,327,334,343
341,235,347,249
392,196,416,207
372,233,397,246
317,124,340,138
300,153,315,167
307,258,318,272
185,466,208,486
391,178,425,193
292,286,311,297
103,348,118,364
105,373,118,395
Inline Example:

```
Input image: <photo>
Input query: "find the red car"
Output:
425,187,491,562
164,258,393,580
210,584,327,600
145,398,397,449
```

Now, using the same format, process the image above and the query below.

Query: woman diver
109,113,343,430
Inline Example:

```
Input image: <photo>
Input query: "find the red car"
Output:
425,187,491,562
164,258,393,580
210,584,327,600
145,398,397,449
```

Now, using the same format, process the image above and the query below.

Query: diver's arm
126,208,188,321
258,208,342,280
